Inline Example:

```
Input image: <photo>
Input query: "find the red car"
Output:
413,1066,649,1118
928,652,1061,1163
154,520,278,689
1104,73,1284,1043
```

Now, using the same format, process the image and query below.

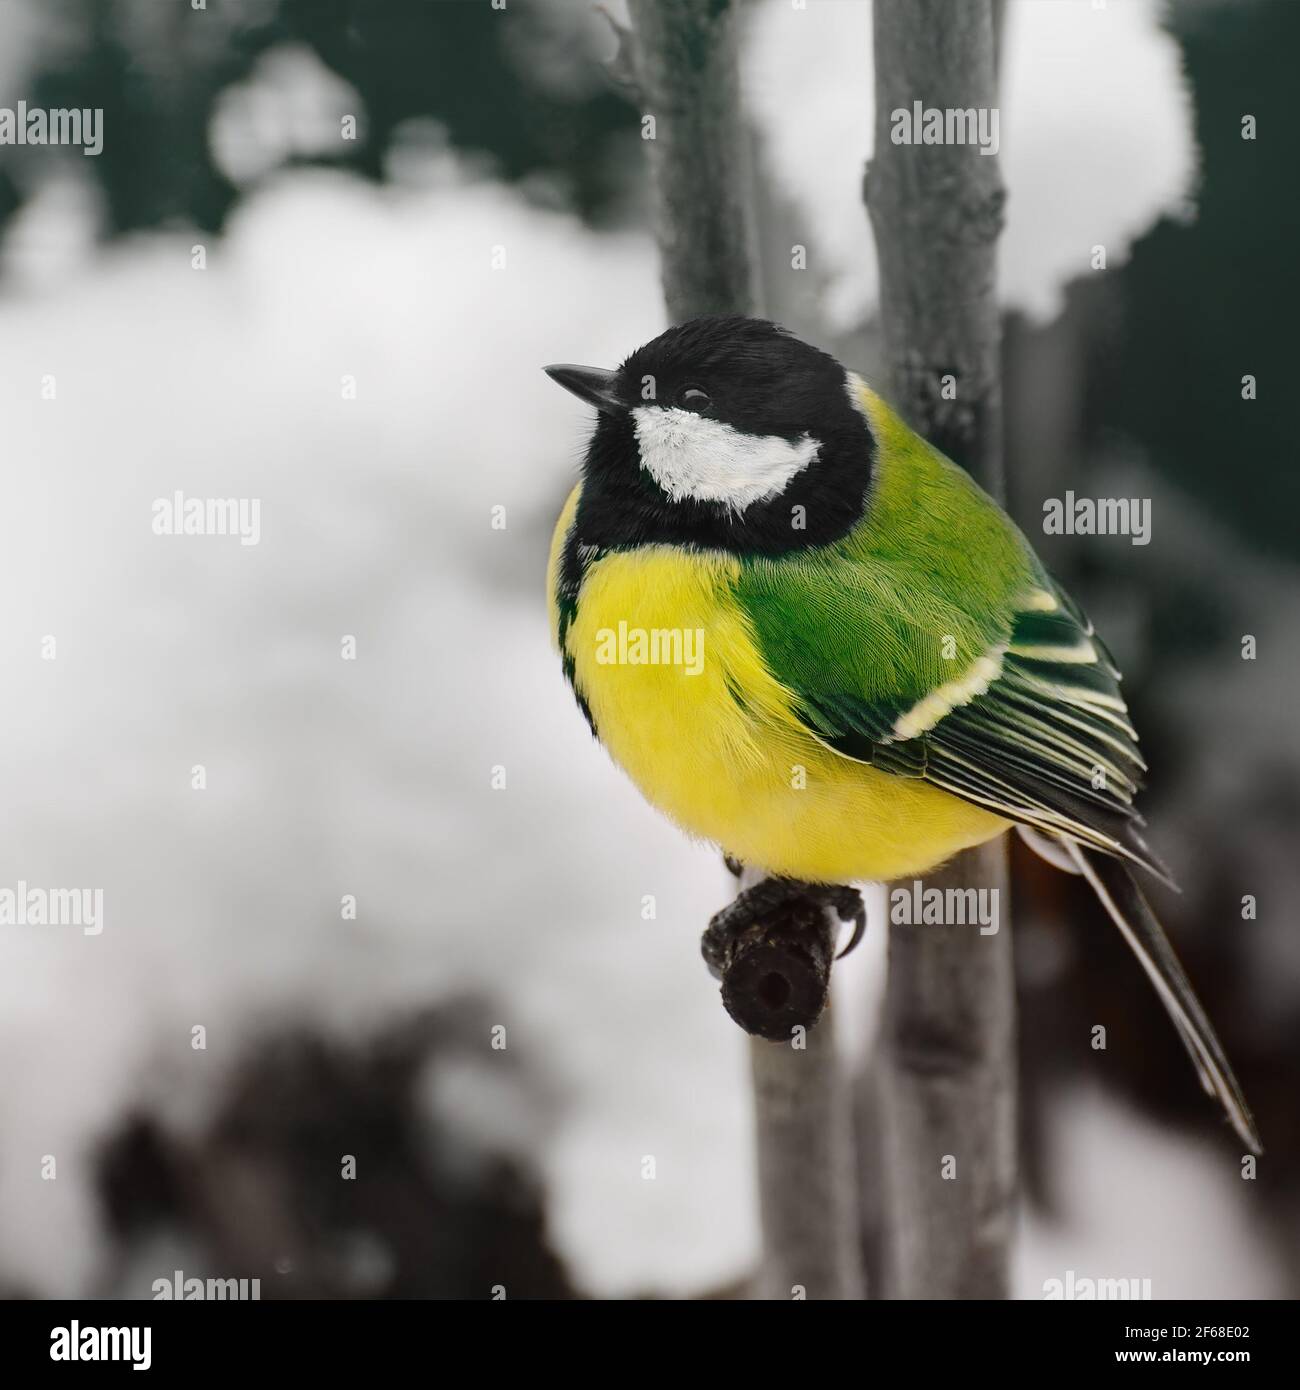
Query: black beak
544,363,625,416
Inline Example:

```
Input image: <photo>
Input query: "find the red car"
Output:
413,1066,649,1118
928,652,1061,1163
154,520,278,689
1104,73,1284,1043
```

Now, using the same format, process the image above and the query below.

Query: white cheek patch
631,406,819,511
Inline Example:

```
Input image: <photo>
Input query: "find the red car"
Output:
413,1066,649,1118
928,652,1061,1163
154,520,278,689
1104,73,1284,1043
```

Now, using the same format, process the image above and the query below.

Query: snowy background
0,0,1294,1299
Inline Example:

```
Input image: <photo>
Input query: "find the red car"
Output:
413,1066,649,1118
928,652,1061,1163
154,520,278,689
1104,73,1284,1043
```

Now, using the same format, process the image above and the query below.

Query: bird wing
817,580,1171,883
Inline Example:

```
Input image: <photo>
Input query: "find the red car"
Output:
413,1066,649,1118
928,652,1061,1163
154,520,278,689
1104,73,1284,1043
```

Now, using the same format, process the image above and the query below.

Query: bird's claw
701,875,866,980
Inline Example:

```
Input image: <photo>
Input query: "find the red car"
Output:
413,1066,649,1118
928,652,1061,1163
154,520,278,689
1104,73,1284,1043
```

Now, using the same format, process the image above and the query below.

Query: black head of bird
545,315,874,554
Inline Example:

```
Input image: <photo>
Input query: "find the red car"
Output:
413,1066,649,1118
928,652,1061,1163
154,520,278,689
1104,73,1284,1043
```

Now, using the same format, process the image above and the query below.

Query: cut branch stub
716,896,836,1040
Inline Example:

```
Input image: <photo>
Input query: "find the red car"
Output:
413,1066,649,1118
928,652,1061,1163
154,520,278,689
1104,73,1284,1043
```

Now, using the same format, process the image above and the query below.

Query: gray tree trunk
625,0,863,1301
864,0,1017,1299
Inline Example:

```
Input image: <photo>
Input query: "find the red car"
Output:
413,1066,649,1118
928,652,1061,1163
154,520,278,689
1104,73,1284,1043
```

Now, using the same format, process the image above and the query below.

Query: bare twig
752,1029,861,1300
864,0,1017,1299
625,0,757,321
625,0,863,1300
878,846,1015,1297
707,881,838,1038
749,963,865,1297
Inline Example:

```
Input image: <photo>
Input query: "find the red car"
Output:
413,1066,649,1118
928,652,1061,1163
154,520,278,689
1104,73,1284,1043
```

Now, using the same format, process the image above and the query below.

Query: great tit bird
545,314,1259,1153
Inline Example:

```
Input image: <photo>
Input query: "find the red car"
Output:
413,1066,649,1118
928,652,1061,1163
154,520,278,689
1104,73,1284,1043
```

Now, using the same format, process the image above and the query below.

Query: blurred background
0,0,1295,1300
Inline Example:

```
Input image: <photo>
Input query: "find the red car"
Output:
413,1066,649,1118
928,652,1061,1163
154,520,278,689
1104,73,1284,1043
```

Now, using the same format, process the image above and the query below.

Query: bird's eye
678,387,712,414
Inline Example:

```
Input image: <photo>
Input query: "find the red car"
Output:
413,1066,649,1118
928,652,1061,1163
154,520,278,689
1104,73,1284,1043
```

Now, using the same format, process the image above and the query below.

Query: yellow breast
551,497,1006,882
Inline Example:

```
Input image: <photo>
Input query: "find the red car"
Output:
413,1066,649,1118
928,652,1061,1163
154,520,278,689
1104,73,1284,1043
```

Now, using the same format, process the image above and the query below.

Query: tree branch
626,0,863,1300
626,0,757,321
750,987,864,1299
709,879,839,1039
864,0,1017,1299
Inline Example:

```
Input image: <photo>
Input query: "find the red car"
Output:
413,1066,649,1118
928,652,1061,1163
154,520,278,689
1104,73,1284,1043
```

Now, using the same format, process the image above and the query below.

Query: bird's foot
703,875,866,978
701,874,867,1039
